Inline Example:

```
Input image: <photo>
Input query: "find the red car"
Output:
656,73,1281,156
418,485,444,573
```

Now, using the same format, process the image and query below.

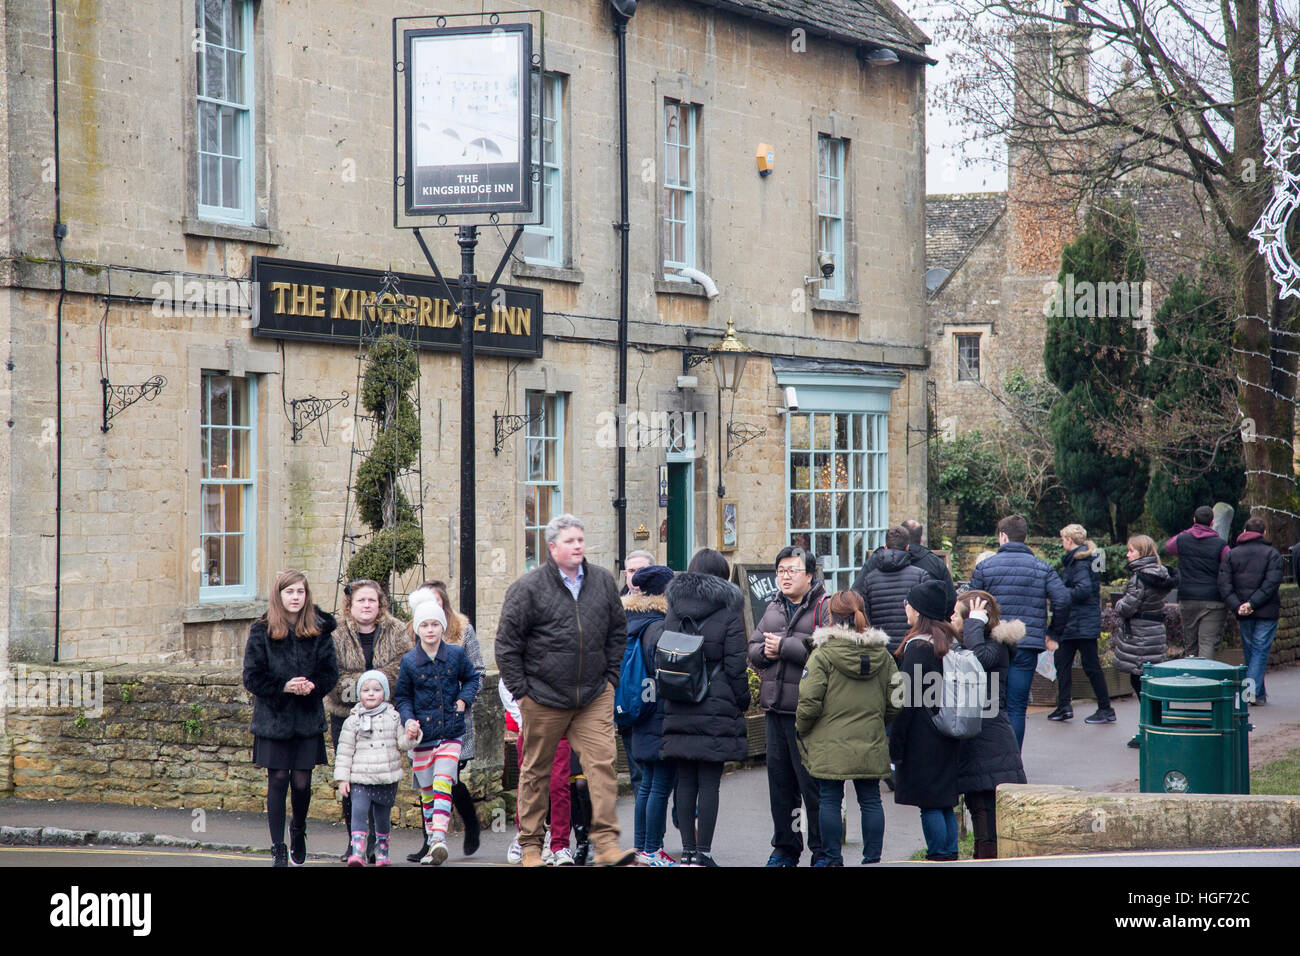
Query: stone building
2,0,933,668
926,18,1219,446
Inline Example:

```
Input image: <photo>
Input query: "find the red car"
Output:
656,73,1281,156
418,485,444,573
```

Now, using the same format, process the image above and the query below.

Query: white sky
897,0,1009,195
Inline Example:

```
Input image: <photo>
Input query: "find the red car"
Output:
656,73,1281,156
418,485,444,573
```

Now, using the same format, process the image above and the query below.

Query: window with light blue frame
662,99,697,277
781,373,899,593
200,373,257,600
817,135,846,300
196,0,255,224
522,391,566,571
522,72,564,266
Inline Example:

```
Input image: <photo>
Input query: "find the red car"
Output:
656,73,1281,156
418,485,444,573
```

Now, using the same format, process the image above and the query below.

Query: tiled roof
925,193,1006,275
684,0,932,61
1116,182,1219,293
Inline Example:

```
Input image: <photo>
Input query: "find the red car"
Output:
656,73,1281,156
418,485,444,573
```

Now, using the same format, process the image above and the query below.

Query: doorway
665,461,693,571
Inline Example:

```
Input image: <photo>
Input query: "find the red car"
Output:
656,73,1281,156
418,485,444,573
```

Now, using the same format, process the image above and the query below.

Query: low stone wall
996,784,1300,857
0,663,506,829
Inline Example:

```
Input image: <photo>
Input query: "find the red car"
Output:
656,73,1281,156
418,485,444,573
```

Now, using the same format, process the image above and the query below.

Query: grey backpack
931,644,986,739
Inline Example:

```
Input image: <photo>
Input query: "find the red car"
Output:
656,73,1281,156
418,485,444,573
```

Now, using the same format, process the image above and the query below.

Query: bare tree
928,0,1300,544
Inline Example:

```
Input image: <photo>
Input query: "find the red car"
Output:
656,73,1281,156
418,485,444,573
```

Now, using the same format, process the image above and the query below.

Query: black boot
973,839,998,859
406,833,432,864
272,842,289,867
450,781,480,856
289,823,307,866
339,795,354,862
571,779,593,866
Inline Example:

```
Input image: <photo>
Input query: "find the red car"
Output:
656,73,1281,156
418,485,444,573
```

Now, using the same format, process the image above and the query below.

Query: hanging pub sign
250,257,543,358
403,23,534,217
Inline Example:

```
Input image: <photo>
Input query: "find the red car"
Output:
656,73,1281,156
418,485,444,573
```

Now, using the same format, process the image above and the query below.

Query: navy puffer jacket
969,543,1070,651
394,641,482,744
659,572,749,764
1059,545,1102,642
852,548,930,652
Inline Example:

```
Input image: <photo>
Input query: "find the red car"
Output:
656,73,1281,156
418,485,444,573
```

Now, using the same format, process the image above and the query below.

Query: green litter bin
1145,658,1252,793
1138,675,1240,794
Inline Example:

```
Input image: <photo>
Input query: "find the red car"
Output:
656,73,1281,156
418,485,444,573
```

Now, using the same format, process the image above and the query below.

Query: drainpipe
610,1,637,573
50,0,66,661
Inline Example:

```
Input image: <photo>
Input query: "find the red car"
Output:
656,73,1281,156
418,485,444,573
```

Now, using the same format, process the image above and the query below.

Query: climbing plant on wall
345,333,424,590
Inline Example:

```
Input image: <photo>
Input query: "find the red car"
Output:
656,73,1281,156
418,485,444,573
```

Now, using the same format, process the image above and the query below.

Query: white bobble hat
412,598,446,632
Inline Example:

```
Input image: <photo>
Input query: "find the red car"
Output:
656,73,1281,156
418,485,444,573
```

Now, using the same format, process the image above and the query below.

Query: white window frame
522,72,565,267
196,0,255,225
817,135,847,301
522,391,566,571
199,372,258,602
662,99,698,278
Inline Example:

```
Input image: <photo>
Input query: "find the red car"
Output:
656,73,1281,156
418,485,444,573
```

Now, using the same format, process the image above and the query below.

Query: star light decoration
1250,114,1300,300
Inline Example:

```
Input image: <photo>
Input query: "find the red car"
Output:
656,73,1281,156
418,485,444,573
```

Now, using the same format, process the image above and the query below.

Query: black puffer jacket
624,593,668,764
659,573,749,763
889,635,960,810
495,558,626,710
242,608,340,740
853,549,930,650
1059,545,1102,642
748,581,826,715
858,543,953,592
1219,533,1285,620
956,615,1027,793
1113,556,1173,675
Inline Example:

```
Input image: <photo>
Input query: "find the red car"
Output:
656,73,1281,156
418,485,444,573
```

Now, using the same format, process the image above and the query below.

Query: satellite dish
925,267,951,293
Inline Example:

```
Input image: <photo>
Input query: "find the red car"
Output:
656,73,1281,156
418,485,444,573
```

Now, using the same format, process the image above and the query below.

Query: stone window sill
183,601,266,624
655,278,709,297
183,217,283,246
810,298,861,316
511,261,584,284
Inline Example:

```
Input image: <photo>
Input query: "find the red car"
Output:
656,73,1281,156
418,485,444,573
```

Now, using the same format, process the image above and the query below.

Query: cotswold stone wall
1,663,506,828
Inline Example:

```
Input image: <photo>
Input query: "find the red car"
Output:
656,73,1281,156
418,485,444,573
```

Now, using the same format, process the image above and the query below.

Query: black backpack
654,617,719,705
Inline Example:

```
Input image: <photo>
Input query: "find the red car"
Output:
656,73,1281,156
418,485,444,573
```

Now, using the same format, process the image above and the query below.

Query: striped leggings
412,739,463,841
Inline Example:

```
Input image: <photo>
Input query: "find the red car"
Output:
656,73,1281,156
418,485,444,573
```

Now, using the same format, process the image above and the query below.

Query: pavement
2,665,1298,867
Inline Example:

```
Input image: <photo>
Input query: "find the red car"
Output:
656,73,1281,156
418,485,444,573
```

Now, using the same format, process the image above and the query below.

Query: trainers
407,836,432,864
693,851,719,867
271,842,289,867
1127,734,1141,749
634,848,675,866
677,850,697,867
289,824,307,866
1084,707,1117,724
550,847,575,866
421,841,448,866
1047,705,1073,721
506,835,523,865
764,853,798,868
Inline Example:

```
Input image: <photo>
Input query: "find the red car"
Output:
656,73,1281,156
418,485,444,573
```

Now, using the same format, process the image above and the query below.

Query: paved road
2,667,1297,867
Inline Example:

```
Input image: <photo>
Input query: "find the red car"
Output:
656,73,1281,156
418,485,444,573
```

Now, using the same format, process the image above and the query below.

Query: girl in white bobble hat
393,597,482,864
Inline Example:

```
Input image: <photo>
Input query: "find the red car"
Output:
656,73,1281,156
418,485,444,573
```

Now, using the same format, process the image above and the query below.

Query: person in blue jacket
394,597,481,865
1048,524,1114,724
969,514,1070,750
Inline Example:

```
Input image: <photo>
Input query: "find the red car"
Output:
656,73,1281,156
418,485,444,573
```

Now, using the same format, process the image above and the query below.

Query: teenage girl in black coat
242,569,339,867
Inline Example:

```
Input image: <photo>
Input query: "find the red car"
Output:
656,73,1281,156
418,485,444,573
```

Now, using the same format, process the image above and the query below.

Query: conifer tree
1043,199,1149,540
1143,274,1245,537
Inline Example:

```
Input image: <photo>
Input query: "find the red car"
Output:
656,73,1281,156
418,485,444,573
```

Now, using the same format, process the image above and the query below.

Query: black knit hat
907,579,954,622
632,565,674,596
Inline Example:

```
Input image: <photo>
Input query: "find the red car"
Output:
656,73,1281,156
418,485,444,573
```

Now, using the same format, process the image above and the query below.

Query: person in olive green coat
795,590,901,866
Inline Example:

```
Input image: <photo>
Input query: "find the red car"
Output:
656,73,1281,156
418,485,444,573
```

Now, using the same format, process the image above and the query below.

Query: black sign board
250,257,543,358
740,565,780,633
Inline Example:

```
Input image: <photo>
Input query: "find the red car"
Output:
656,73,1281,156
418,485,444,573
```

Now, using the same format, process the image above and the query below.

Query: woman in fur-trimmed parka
951,590,1026,859
658,549,749,866
795,589,900,866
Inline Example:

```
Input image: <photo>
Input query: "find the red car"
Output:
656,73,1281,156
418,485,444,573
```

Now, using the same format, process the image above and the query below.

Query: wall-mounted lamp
707,318,764,496
864,47,900,67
